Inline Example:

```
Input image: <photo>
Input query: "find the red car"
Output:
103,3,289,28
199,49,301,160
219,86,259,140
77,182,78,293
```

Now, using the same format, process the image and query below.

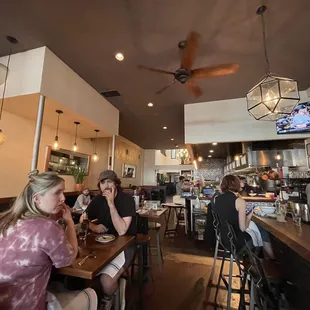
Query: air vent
100,90,121,98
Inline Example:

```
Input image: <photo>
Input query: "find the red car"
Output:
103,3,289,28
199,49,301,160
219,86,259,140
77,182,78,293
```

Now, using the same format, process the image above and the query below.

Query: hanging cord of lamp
257,4,270,74
73,121,80,152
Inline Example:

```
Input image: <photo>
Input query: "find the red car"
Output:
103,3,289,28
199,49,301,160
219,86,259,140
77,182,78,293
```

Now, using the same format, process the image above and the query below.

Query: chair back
211,209,221,239
225,221,238,257
244,243,278,309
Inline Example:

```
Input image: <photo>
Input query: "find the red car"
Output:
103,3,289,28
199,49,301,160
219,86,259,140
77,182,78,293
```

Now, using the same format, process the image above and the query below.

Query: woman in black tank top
215,175,275,259
214,175,252,251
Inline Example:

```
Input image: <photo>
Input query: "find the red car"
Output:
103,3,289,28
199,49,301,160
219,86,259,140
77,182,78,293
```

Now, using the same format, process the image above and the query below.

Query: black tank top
214,191,249,250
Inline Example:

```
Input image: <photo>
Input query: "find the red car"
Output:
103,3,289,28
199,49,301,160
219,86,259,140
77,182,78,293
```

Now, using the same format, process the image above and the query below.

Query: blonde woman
0,171,97,310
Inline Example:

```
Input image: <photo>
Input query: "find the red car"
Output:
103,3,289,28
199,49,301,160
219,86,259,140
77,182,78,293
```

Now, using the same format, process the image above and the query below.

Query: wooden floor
141,225,243,310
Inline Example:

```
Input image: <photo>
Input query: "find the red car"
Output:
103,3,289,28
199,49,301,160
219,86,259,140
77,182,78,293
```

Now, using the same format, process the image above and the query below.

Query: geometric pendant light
92,129,100,162
246,5,300,121
52,110,63,150
73,121,80,152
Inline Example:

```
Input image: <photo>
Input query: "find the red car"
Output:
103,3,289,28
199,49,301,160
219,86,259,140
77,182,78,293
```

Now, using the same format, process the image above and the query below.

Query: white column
111,134,116,170
31,94,45,171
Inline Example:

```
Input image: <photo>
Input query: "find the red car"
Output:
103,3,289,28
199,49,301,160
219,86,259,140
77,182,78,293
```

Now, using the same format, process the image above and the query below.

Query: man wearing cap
85,170,136,310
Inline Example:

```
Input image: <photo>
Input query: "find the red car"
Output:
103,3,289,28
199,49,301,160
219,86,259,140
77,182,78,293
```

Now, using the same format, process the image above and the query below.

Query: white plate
95,234,116,243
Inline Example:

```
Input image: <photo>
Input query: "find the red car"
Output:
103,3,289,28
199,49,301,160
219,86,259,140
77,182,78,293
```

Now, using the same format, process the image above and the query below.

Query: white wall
143,149,156,185
155,150,181,166
185,91,310,144
0,48,45,97
0,111,109,197
40,48,119,136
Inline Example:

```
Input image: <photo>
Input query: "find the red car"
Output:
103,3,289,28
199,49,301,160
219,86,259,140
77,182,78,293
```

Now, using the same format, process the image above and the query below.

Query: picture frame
171,149,176,159
122,164,136,178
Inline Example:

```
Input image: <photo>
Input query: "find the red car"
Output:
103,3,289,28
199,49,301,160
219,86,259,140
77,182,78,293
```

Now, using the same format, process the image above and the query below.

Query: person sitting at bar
239,176,251,196
176,175,185,195
214,175,275,259
84,170,136,310
73,187,91,211
0,171,97,310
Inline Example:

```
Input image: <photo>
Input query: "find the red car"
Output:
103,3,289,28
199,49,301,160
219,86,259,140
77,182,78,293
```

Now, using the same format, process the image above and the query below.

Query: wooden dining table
57,234,135,279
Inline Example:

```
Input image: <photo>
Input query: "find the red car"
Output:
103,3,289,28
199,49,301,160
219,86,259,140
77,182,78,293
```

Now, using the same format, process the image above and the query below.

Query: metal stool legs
210,236,220,282
227,253,234,310
155,228,164,271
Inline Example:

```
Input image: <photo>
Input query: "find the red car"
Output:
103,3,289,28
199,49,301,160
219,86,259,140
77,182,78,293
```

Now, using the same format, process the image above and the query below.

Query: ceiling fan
138,31,239,98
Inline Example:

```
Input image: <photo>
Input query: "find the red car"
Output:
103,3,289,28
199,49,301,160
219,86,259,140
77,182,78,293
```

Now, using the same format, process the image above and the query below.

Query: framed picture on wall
171,149,176,159
122,164,136,178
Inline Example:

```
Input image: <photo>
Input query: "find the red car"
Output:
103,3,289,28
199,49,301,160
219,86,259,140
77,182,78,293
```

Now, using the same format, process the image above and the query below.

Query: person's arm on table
62,204,78,257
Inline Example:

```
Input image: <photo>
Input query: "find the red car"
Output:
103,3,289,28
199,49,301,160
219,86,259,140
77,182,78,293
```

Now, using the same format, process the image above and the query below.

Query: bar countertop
253,215,310,263
242,196,276,202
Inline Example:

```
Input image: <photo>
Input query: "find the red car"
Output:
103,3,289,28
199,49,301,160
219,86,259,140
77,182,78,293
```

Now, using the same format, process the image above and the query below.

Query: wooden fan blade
181,31,201,70
185,80,202,98
156,80,176,95
137,65,174,75
192,63,239,79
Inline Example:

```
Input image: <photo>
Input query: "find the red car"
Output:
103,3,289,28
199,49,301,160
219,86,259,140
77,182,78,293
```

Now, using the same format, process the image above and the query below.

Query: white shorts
97,251,126,278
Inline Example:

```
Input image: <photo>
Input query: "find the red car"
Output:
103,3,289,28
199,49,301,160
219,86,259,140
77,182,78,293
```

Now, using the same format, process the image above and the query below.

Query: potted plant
71,167,87,191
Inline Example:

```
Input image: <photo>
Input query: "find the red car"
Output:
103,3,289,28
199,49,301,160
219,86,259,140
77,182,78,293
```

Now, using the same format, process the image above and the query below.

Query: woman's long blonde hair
0,170,64,237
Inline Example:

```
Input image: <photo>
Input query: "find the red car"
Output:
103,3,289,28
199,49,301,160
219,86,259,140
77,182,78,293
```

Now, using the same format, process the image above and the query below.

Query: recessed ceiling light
171,138,174,141
163,126,167,130
212,142,218,146
208,155,212,158
175,145,179,148
148,102,153,107
210,150,214,153
115,52,124,61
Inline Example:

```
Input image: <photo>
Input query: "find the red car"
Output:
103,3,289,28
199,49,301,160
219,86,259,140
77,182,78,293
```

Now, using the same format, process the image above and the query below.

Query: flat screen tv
276,101,310,134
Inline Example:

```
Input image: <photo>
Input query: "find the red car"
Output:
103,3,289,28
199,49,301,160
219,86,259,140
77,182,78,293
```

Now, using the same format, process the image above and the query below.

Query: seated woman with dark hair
214,175,275,259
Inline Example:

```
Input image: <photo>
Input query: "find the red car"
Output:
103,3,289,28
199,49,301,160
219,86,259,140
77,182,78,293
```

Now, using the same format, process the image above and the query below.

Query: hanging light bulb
73,121,80,152
92,153,99,162
52,110,63,150
92,129,100,162
52,137,59,151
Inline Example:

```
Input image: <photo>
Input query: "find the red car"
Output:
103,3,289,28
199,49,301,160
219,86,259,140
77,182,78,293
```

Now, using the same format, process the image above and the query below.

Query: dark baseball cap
98,170,118,183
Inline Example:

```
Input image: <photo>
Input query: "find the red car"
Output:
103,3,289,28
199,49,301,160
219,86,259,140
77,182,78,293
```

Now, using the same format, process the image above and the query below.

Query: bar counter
253,215,310,308
241,196,276,202
253,216,310,263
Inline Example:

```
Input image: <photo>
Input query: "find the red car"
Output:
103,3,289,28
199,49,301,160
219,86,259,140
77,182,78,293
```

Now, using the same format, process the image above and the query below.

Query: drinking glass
79,219,89,241
293,207,302,226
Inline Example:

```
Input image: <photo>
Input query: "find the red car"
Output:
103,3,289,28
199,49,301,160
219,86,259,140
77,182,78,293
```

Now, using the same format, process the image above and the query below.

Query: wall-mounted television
276,101,310,134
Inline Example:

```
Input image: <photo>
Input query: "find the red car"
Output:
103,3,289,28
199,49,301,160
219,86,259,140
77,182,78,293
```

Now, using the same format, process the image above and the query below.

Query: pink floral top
0,217,75,310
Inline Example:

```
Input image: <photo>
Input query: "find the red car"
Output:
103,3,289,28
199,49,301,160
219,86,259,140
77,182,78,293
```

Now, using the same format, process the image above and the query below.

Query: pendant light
246,5,300,121
52,110,63,150
92,129,100,162
0,36,18,146
73,121,80,152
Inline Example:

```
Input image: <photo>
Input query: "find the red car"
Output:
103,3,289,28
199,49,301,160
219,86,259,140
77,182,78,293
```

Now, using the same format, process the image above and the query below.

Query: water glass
293,208,302,226
79,220,89,241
